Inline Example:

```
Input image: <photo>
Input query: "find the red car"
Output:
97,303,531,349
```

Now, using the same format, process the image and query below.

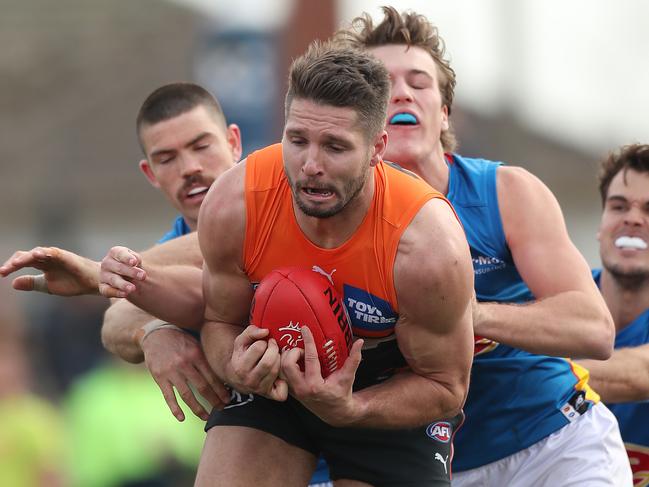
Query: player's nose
624,203,647,226
179,153,203,176
391,77,414,104
302,148,324,176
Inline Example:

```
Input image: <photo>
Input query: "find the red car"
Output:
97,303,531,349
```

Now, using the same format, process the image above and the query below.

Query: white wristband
139,319,185,346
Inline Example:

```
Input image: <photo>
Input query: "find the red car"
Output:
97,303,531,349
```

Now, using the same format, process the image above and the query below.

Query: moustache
177,175,213,199
295,180,336,193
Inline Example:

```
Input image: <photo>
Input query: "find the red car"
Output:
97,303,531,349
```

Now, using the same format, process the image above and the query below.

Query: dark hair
333,6,457,152
285,40,390,139
136,82,226,152
598,144,649,204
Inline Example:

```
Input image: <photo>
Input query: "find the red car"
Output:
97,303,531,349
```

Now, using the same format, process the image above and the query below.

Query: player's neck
186,217,197,232
294,171,375,249
600,268,649,331
399,149,450,195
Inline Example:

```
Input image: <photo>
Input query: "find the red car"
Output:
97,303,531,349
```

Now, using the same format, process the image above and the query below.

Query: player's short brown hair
285,40,390,140
598,144,649,204
136,82,226,152
333,6,457,152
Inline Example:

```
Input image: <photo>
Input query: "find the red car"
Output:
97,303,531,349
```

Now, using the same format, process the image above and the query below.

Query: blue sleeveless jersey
448,154,599,471
593,269,649,482
157,216,191,243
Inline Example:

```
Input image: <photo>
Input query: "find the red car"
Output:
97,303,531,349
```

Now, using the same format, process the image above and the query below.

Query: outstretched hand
0,246,100,296
99,246,147,298
141,327,231,421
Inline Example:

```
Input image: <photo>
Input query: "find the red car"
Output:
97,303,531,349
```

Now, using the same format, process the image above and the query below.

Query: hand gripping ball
250,267,353,377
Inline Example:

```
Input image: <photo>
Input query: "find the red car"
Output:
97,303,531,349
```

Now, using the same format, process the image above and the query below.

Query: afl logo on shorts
426,421,451,443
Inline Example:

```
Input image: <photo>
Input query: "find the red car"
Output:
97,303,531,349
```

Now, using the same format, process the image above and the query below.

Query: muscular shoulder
497,165,550,196
395,198,473,328
496,165,560,212
198,161,247,267
397,198,465,261
496,165,565,245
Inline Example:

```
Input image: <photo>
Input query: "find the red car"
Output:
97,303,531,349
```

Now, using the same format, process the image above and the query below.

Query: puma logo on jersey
312,265,336,284
434,453,449,474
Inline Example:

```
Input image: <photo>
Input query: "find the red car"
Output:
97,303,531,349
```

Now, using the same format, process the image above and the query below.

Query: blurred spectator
0,281,68,487
63,358,204,487
29,295,108,396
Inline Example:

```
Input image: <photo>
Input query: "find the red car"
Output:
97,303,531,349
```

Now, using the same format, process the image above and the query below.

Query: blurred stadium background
0,0,647,485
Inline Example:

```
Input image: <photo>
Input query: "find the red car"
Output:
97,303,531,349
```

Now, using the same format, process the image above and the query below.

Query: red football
250,267,353,377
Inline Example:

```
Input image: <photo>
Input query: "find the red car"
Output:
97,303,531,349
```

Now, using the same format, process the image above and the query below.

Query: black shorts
206,339,462,486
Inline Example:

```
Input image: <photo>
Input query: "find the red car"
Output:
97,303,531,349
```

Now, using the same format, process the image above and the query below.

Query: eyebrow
284,128,305,137
149,132,212,158
607,195,649,207
321,133,352,146
285,128,352,146
606,195,628,203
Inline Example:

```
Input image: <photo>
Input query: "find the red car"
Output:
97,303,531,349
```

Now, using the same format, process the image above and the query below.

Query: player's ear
441,104,449,132
139,159,160,188
226,124,243,162
370,130,388,167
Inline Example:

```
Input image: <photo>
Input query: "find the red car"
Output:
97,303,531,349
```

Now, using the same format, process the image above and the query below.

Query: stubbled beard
290,169,368,219
604,261,649,291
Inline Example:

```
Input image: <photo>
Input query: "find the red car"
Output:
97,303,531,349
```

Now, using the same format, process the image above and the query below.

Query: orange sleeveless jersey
243,143,451,339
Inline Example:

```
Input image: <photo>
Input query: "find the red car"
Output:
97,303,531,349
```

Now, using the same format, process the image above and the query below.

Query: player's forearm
127,264,204,329
578,345,649,403
101,300,153,363
201,321,241,381
141,233,203,268
475,290,614,359
346,371,468,429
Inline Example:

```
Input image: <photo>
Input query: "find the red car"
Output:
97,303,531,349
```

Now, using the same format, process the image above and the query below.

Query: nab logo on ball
276,321,303,351
426,421,451,443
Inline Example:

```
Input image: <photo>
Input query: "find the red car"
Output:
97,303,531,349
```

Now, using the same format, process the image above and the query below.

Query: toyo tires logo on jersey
627,442,649,486
343,284,397,337
426,421,451,443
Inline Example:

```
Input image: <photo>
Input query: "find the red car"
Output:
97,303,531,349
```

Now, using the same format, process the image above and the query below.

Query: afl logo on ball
426,421,451,443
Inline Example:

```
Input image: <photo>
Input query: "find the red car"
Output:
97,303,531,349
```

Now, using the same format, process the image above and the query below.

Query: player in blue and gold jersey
579,144,649,486
336,7,632,486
